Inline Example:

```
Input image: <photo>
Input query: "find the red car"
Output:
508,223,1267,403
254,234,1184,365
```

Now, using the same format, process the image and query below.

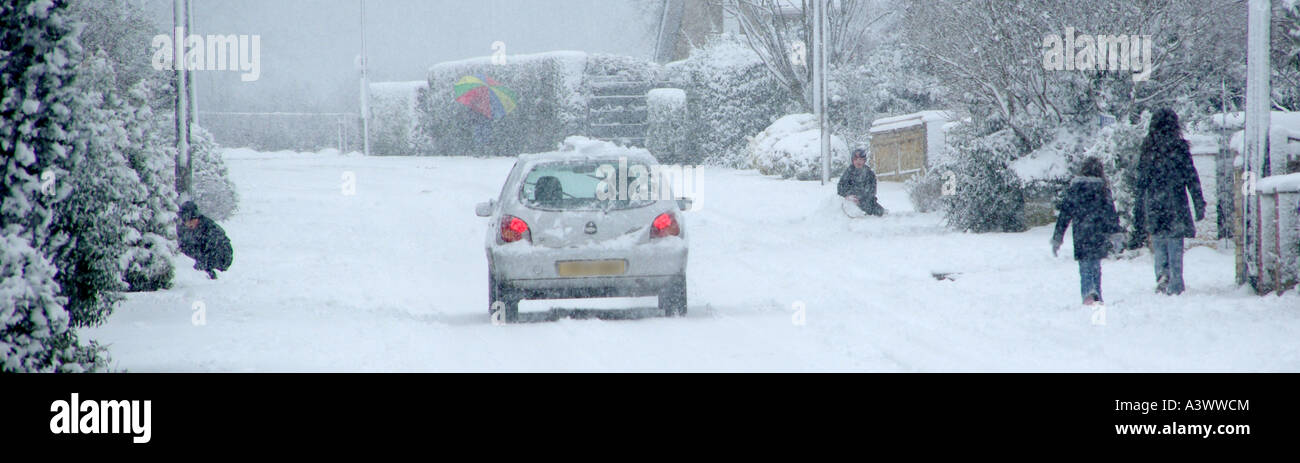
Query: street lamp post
174,0,191,201
187,0,198,127
814,0,830,185
359,0,371,156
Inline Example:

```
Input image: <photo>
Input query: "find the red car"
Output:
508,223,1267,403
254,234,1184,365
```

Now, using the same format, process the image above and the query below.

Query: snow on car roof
516,136,658,164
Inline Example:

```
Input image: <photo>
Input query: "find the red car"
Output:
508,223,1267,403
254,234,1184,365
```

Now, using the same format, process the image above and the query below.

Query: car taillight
500,215,531,243
650,212,679,238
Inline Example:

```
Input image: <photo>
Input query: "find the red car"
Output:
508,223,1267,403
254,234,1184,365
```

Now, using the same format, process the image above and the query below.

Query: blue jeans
1078,259,1102,303
1151,235,1185,294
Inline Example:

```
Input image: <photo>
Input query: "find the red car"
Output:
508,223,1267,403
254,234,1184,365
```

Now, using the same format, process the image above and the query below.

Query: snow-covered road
84,148,1300,371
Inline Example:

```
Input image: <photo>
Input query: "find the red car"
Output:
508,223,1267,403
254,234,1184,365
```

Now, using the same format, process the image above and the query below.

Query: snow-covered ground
84,148,1300,372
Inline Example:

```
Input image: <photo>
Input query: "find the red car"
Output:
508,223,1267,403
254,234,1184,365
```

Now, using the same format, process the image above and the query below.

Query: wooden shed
868,111,956,182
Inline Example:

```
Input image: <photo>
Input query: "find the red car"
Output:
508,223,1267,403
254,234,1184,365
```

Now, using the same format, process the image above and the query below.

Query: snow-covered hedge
1012,128,1093,227
369,81,426,156
748,114,849,180
665,36,795,168
190,125,239,222
586,53,661,83
646,88,689,164
905,170,945,213
930,125,1028,232
121,82,179,292
413,51,664,157
416,51,588,157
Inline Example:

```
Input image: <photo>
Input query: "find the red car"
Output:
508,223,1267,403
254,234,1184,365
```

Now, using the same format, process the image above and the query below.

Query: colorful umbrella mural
453,75,517,120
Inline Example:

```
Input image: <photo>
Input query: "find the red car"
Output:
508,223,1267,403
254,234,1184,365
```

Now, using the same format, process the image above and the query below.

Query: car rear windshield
520,160,658,211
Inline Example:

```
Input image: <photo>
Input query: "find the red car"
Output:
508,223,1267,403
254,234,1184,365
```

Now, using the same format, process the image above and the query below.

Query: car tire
659,274,687,317
489,270,520,323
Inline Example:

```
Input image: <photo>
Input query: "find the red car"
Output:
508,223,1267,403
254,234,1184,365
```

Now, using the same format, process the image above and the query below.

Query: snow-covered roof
869,110,958,134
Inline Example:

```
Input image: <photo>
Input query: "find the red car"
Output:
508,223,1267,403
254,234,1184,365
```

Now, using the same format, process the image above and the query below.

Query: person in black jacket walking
1052,157,1123,305
837,149,886,216
1135,108,1205,295
177,201,233,280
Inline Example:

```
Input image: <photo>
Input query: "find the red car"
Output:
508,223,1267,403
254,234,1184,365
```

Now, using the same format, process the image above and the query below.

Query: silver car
476,141,690,323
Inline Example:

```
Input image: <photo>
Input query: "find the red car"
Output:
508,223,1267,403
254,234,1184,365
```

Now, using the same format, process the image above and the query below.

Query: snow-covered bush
1011,128,1094,227
413,51,665,157
369,81,426,156
665,36,795,168
0,234,108,372
748,114,849,180
646,88,689,164
586,53,661,83
121,81,178,291
416,51,589,157
1,0,111,371
190,125,239,221
1,236,68,371
68,0,168,100
50,53,152,328
905,171,945,213
934,126,1028,232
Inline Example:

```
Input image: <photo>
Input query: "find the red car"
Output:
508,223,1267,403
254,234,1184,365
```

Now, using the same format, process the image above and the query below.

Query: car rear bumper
490,237,687,298
508,275,679,299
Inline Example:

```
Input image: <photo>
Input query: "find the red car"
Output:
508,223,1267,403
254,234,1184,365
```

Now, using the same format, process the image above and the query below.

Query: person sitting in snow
1052,157,1123,305
177,201,233,280
837,148,886,216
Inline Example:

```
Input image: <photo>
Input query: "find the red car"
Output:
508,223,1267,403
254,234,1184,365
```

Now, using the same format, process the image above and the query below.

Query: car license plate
556,260,626,277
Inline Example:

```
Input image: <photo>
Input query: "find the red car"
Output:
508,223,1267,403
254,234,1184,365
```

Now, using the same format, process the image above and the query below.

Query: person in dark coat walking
837,148,886,216
1052,157,1123,305
1135,108,1205,295
177,201,233,280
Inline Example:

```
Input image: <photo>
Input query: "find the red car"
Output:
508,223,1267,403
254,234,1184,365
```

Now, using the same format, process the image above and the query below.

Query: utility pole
359,0,371,156
186,0,198,127
814,0,830,185
174,0,191,201
1243,0,1271,288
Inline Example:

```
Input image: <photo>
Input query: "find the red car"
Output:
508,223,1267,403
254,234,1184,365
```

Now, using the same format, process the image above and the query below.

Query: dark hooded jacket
837,164,885,215
177,202,233,272
1135,112,1206,238
1053,176,1122,261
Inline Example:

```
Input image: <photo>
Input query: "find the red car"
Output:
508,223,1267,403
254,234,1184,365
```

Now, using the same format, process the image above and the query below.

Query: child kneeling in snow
837,149,886,216
178,201,233,280
1051,157,1123,305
